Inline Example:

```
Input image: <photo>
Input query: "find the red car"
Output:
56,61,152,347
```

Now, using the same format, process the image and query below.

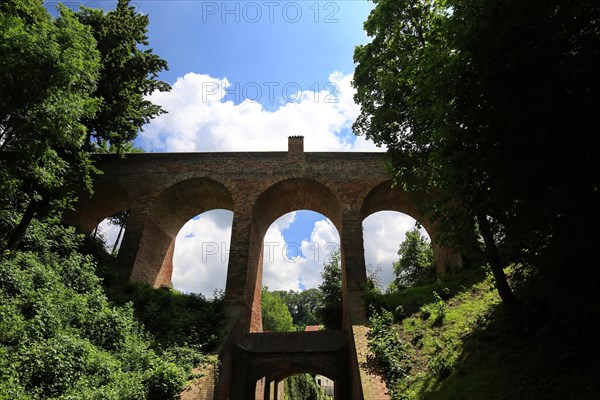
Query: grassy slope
370,267,600,400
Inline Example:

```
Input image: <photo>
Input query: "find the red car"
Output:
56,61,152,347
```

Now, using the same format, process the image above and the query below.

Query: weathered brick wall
67,137,461,399
180,360,217,400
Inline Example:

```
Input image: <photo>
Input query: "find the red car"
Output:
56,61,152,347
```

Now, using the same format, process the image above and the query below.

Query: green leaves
368,308,412,387
318,252,343,330
0,219,201,399
353,0,600,309
393,227,435,288
1,0,169,250
261,287,295,332
76,0,170,152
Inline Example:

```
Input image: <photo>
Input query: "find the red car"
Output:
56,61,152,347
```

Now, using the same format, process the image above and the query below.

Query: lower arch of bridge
244,178,343,333
129,177,234,287
257,372,336,400
255,366,337,388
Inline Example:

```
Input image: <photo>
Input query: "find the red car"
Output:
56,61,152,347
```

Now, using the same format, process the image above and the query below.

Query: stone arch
360,180,461,275
130,177,234,287
253,178,342,234
233,330,350,399
252,360,339,386
243,178,343,332
64,177,130,233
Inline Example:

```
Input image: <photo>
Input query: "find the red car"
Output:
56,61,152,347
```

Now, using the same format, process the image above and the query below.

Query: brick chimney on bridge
288,135,304,162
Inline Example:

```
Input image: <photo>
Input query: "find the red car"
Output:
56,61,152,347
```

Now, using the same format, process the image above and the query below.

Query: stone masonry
66,137,462,399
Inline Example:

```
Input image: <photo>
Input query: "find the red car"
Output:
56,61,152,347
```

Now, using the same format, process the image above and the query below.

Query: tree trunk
6,197,39,251
112,224,124,255
477,213,520,313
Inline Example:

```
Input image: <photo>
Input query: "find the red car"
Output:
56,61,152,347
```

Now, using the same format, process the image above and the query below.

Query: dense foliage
105,282,225,351
284,374,329,400
261,287,295,332
392,227,434,289
0,0,169,251
0,219,204,399
353,0,600,311
274,288,323,329
317,252,342,329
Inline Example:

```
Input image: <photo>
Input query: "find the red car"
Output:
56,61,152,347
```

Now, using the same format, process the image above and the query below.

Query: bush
0,219,208,399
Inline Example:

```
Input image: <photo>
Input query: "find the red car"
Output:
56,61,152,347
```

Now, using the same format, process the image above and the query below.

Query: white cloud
168,210,430,297
142,70,404,297
171,210,233,297
262,214,340,292
362,212,430,289
140,71,382,152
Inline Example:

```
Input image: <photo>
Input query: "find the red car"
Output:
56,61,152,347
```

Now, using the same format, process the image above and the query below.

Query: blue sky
78,1,430,296
137,1,373,105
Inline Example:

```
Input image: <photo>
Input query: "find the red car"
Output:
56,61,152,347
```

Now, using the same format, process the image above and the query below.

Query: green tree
393,227,434,288
284,374,327,400
1,0,169,251
261,288,295,332
318,252,342,329
276,288,323,329
76,0,170,152
353,0,600,310
1,0,101,250
0,218,199,399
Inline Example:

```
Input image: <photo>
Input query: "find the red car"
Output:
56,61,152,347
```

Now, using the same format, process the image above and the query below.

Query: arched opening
130,177,234,287
92,211,129,256
360,180,460,277
249,178,342,333
171,209,233,298
362,211,432,291
255,372,335,399
260,210,341,332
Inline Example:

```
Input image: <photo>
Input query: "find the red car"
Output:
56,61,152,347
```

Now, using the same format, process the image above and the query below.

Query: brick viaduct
66,137,462,399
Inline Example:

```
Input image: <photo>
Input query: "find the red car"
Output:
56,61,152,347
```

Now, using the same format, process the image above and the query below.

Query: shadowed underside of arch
253,177,342,235
361,180,423,223
361,180,462,275
63,177,130,233
130,177,234,286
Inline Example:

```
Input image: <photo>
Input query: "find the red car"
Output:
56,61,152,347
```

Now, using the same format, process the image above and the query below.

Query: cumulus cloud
140,71,381,152
263,214,340,292
140,70,421,296
171,210,233,297
166,210,428,296
362,212,430,288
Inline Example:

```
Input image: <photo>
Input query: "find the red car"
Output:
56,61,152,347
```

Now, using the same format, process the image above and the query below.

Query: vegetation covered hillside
367,265,600,400
0,1,223,399
354,1,600,398
0,219,222,399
